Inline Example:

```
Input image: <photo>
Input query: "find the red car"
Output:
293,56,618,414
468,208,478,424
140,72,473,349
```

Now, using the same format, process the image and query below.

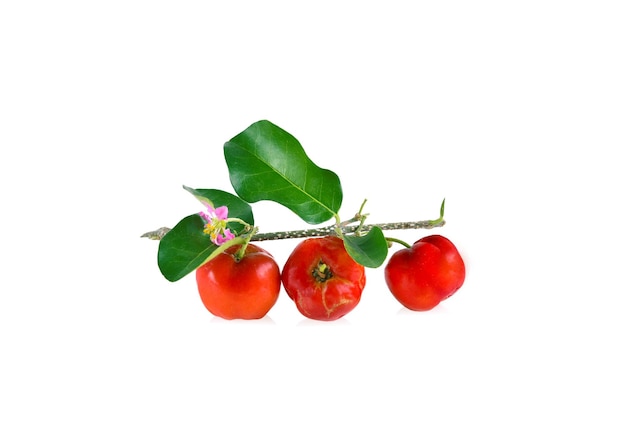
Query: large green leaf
183,186,254,234
224,120,342,225
157,214,217,282
343,227,389,268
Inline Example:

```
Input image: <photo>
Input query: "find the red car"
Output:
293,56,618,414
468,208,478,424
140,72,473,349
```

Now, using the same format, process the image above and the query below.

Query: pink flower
212,228,235,245
199,205,236,245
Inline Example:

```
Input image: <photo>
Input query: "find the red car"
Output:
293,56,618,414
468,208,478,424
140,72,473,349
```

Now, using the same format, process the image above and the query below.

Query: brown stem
140,219,445,242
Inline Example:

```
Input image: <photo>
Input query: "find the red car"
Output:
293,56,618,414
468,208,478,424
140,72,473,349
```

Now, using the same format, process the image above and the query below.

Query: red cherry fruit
196,243,281,320
281,236,366,321
384,235,465,311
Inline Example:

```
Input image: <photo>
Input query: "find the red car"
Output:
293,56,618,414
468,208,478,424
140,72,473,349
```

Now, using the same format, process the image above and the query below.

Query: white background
2,1,625,445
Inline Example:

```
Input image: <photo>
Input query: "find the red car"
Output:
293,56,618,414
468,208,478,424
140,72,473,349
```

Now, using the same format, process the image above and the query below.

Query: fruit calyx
312,260,333,283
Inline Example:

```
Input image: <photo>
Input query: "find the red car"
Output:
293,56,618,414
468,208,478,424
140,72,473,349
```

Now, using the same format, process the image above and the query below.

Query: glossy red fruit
384,235,465,311
281,236,366,321
196,243,281,320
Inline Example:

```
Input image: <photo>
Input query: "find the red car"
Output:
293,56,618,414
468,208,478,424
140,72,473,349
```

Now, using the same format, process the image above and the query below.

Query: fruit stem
385,237,412,249
233,227,258,261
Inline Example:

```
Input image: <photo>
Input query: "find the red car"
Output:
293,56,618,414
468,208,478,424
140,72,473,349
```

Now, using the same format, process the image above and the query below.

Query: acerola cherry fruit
281,236,366,321
196,243,281,320
384,235,465,311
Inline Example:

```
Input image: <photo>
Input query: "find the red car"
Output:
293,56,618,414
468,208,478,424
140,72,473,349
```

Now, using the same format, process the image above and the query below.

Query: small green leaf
157,214,218,282
428,197,446,226
183,186,254,234
224,120,342,225
343,227,389,268
182,185,215,209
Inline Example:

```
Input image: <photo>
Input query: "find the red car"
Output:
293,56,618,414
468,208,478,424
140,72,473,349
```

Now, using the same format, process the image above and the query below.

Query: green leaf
157,214,218,282
224,120,343,225
182,185,215,209
343,226,389,268
183,186,254,234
